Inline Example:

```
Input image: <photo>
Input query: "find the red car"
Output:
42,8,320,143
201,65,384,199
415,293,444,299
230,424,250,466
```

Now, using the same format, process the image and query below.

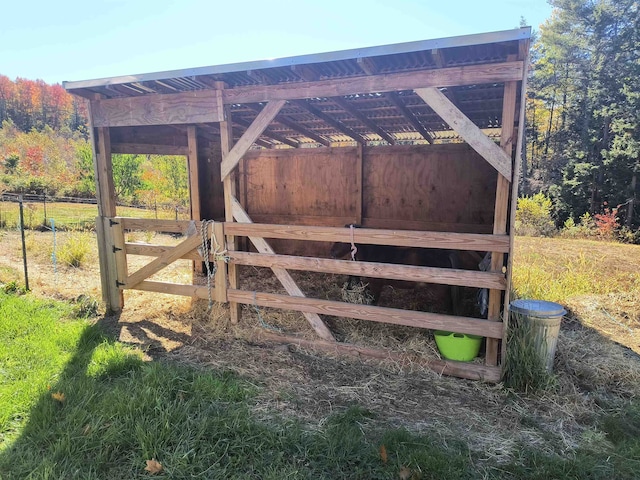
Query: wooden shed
64,27,531,382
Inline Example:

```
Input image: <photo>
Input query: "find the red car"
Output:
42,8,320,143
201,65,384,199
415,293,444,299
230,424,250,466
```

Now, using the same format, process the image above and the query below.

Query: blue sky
1,0,553,84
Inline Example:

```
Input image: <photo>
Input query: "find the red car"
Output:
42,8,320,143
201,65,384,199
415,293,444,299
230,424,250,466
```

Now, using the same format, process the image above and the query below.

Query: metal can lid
509,299,567,318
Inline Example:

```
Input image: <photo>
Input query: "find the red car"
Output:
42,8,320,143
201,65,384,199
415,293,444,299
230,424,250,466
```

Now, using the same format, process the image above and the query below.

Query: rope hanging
199,220,230,311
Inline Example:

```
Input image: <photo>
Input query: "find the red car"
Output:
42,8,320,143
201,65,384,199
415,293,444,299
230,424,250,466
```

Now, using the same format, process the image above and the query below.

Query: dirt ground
1,229,639,464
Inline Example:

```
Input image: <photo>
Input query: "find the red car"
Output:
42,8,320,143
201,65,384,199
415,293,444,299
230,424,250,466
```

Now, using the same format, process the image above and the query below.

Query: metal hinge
115,281,125,287
109,219,119,226
112,246,122,253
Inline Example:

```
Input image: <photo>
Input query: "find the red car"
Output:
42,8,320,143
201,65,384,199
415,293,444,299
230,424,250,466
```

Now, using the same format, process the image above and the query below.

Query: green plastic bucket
509,299,566,372
434,330,482,362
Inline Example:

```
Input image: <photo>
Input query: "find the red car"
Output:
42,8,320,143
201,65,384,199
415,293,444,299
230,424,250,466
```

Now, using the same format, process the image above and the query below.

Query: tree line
525,0,639,231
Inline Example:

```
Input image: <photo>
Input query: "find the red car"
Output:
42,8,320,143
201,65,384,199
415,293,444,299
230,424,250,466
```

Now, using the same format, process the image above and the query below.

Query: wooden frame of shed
64,27,531,382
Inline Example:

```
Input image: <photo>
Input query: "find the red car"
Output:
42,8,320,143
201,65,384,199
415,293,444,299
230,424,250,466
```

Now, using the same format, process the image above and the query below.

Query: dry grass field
1,228,639,472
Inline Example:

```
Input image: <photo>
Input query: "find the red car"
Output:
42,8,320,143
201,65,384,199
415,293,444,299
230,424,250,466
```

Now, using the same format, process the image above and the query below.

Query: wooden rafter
292,99,367,144
357,57,378,76
386,92,434,143
415,87,512,179
331,96,396,145
220,99,286,179
233,116,299,148
248,105,331,146
290,64,319,82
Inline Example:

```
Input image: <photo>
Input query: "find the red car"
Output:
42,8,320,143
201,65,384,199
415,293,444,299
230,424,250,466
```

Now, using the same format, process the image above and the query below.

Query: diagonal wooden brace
230,196,336,342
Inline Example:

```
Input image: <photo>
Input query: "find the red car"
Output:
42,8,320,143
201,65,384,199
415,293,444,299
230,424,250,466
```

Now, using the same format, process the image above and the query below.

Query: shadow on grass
0,309,474,479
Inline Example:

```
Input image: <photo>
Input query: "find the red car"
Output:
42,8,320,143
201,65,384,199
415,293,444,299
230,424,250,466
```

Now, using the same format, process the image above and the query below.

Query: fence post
18,196,30,291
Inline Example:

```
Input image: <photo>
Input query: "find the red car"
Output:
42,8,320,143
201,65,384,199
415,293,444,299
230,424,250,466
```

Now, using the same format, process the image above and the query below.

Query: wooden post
355,143,363,225
187,125,203,275
102,217,123,310
486,57,519,367
218,90,242,324
88,96,121,312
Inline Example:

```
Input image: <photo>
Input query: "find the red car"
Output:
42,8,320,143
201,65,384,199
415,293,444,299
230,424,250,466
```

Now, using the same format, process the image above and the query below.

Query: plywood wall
220,143,497,256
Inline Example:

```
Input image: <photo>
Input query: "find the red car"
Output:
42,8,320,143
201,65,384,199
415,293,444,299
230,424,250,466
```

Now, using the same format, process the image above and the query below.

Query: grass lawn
0,201,188,231
1,290,640,479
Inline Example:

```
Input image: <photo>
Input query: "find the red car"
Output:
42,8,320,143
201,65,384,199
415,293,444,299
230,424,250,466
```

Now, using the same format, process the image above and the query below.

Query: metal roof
65,28,530,147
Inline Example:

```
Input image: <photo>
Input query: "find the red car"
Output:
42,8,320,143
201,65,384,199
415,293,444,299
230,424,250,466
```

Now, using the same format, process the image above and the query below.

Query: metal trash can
509,299,566,372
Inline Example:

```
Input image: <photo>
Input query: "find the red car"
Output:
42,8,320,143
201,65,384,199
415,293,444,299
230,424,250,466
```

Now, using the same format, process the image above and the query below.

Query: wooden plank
232,115,299,148
415,87,512,180
355,143,363,224
102,217,123,310
248,215,493,234
96,127,116,217
213,222,228,303
125,233,202,288
91,90,224,127
111,219,128,288
224,223,510,252
95,217,111,306
187,125,202,275
131,280,208,298
230,251,506,290
220,100,242,324
120,217,192,233
227,289,503,339
126,242,201,260
231,197,336,342
258,331,501,382
111,143,189,156
220,99,286,179
187,126,201,221
222,61,524,104
486,76,519,367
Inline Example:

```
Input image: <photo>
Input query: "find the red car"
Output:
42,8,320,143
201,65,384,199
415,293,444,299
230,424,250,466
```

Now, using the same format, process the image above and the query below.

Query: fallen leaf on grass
145,459,163,474
51,392,65,402
82,424,91,436
380,444,388,464
398,466,412,480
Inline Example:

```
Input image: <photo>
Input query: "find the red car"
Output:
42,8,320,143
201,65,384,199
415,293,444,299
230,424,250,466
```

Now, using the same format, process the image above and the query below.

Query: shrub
58,232,91,268
515,193,556,237
594,206,619,239
560,212,596,239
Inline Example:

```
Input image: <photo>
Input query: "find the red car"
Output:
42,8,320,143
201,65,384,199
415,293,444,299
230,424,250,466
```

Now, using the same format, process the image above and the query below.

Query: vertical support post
187,125,203,275
213,222,228,303
111,218,128,289
486,60,518,367
355,143,363,225
238,158,248,252
18,196,29,291
102,217,123,310
88,97,120,313
219,89,241,324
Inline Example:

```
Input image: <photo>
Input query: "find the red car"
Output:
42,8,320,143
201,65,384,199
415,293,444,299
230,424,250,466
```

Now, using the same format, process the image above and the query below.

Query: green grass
2,290,640,479
0,201,189,231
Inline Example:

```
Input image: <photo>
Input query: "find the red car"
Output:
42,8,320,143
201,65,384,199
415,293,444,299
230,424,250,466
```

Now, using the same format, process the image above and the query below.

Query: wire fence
0,193,191,231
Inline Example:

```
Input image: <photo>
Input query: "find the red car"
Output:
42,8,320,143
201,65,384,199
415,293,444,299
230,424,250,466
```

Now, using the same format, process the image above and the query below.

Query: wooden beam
220,99,286,179
230,251,506,290
290,64,319,82
95,127,116,217
125,233,202,289
259,331,501,382
331,96,396,144
111,142,188,156
231,197,336,342
187,126,200,221
248,105,331,146
357,57,378,75
355,143,363,224
222,61,524,104
90,90,224,128
220,99,242,324
292,99,367,144
486,72,519,367
386,92,434,143
102,217,123,311
227,289,503,339
415,87,512,179
233,116,299,148
224,222,510,252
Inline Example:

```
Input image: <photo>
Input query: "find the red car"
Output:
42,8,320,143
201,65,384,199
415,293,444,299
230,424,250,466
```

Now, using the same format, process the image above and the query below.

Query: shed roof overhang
64,27,530,147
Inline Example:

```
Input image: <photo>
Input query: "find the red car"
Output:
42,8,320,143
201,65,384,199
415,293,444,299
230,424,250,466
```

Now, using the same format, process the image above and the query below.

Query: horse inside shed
64,27,530,382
